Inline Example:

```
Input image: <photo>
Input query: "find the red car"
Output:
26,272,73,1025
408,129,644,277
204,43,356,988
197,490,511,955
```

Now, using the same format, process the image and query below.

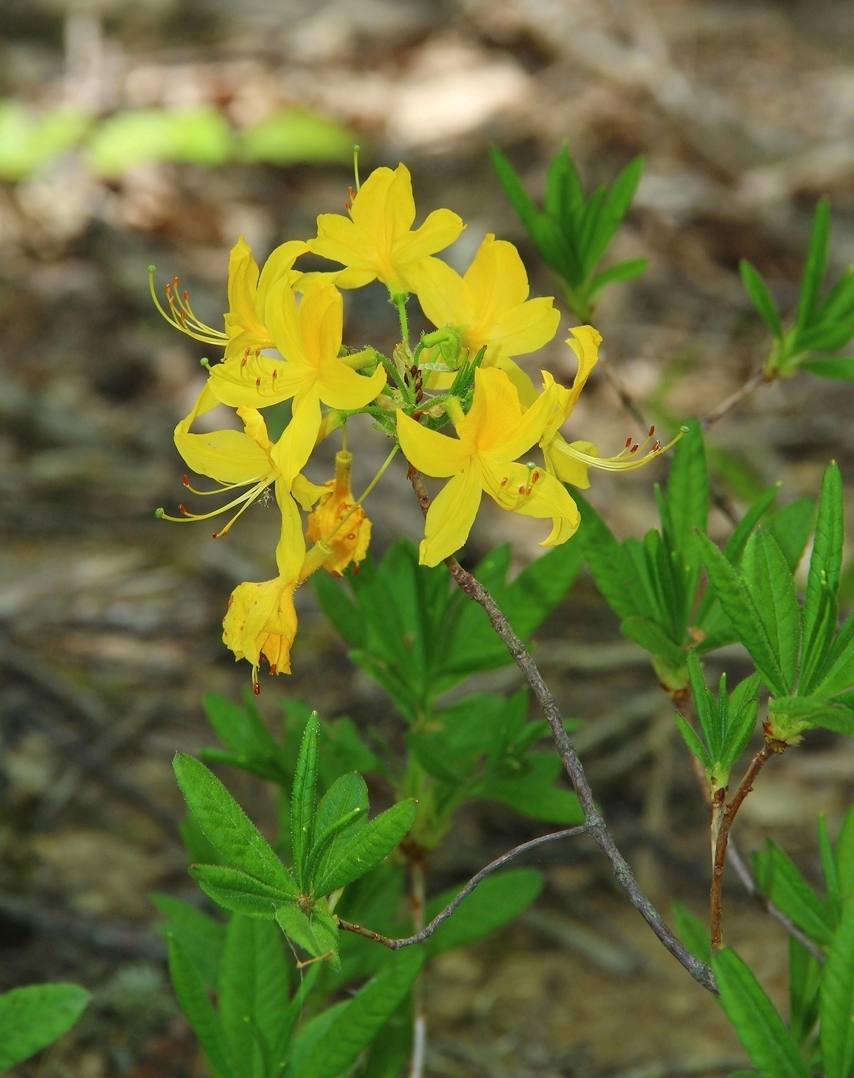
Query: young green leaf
289,949,424,1078
802,357,854,380
821,899,854,1078
582,155,644,274
763,497,815,574
675,712,712,769
801,462,843,691
312,799,416,896
740,260,783,339
168,936,235,1078
620,616,686,673
489,146,539,234
425,868,543,955
788,938,822,1050
291,714,320,889
665,418,709,557
151,893,224,990
0,984,90,1073
275,905,339,964
671,900,712,966
478,753,583,824
712,946,811,1078
794,197,831,338
753,841,834,946
190,864,295,918
174,754,297,897
818,814,842,924
837,803,854,899
587,257,648,296
740,529,801,693
723,484,780,566
769,696,854,737
307,772,369,884
218,916,290,1078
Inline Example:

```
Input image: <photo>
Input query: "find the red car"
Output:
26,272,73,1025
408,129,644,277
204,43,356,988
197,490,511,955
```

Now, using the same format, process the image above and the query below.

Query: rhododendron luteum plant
155,162,670,686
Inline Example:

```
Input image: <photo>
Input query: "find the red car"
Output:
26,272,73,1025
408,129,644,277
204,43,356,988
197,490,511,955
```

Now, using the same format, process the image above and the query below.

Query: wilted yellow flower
306,450,372,575
222,574,299,688
308,164,464,296
414,235,560,387
396,367,579,566
151,236,308,360
207,279,387,488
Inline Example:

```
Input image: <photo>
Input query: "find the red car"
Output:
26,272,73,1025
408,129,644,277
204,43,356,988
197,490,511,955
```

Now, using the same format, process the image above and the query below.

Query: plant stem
409,857,426,1078
710,744,775,949
337,827,587,949
701,368,769,429
395,293,410,351
406,467,719,994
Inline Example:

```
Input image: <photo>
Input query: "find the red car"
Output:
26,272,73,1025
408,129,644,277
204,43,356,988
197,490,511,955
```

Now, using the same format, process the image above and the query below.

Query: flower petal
489,370,558,461
479,459,580,544
174,384,271,484
317,354,386,410
351,165,414,236
395,207,465,269
264,276,312,367
224,237,265,342
257,240,310,310
209,352,314,409
562,325,601,416
464,236,529,329
408,256,473,329
482,297,560,360
457,368,525,453
310,214,373,272
298,281,343,369
396,410,471,478
275,481,307,580
545,436,597,488
270,387,322,488
419,465,482,566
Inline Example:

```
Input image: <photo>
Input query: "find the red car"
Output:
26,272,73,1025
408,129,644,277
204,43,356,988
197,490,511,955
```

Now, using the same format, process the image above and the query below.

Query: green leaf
151,893,224,990
723,485,780,565
190,864,295,918
671,900,712,965
837,803,854,900
0,984,90,1072
312,800,416,896
665,418,709,553
576,493,642,620
740,529,801,693
426,868,543,955
675,712,712,769
87,106,234,175
763,497,815,574
587,257,648,296
802,463,843,691
290,950,424,1078
802,357,854,380
307,772,369,884
201,693,288,784
796,321,854,353
531,213,582,282
818,814,842,924
821,899,854,1078
291,714,320,889
712,947,810,1078
352,998,412,1078
174,754,297,897
770,696,854,736
740,260,783,339
720,692,759,772
219,916,290,1078
312,572,363,648
275,905,338,964
490,146,540,235
168,936,234,1078
697,532,788,695
584,155,644,274
620,615,686,672
795,197,831,335
240,108,353,165
479,753,583,824
753,840,834,946
816,267,854,323
788,937,822,1050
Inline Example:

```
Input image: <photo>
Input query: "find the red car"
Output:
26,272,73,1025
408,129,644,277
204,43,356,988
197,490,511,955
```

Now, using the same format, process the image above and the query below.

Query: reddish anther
177,504,187,514
182,475,189,486
630,444,639,454
648,425,656,437
625,436,633,448
253,682,261,696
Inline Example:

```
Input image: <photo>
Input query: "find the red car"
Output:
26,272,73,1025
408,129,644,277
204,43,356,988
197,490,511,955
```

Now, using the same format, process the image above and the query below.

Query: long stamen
148,266,228,346
553,426,684,472
155,473,276,525
181,473,268,496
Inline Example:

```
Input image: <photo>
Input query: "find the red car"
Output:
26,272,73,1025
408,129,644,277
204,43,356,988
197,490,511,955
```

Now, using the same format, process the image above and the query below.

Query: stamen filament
148,266,228,346
156,472,276,524
553,427,684,472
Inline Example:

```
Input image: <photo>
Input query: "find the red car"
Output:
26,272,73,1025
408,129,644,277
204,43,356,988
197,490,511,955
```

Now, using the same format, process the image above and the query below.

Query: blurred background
2,0,854,1074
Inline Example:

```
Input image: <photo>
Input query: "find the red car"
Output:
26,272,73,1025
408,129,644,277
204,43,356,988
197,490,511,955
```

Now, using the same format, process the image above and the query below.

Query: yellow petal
292,473,328,511
222,574,299,678
209,352,314,409
419,465,482,566
351,165,415,237
298,267,376,291
310,213,372,272
275,481,307,581
489,370,558,462
298,281,343,368
495,357,539,408
236,406,271,451
562,325,601,416
224,237,266,342
270,387,322,488
464,236,529,330
479,459,580,543
263,276,311,367
395,208,465,270
174,384,271,484
482,297,560,360
396,410,471,478
409,256,473,330
317,354,386,410
545,436,597,488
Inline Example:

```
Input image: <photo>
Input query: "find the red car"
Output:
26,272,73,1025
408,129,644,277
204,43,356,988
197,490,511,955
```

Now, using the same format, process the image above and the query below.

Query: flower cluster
155,162,669,687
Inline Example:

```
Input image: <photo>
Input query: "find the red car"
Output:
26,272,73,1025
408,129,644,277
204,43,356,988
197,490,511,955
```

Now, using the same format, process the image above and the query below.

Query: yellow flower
413,235,560,387
308,164,464,296
207,279,387,488
306,450,372,575
222,574,299,688
396,367,579,566
150,236,308,360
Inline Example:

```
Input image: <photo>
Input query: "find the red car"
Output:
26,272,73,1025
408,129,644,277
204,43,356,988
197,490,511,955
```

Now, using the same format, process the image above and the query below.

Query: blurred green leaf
802,357,854,380
240,109,354,165
0,101,91,180
87,107,234,175
740,260,783,339
0,984,90,1073
821,899,854,1078
425,868,543,955
151,893,224,990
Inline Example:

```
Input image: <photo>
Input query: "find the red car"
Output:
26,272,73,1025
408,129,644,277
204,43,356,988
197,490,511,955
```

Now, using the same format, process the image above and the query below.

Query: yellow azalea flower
308,164,464,296
306,450,372,575
207,279,387,488
150,236,308,360
223,574,299,688
396,367,579,566
414,234,560,387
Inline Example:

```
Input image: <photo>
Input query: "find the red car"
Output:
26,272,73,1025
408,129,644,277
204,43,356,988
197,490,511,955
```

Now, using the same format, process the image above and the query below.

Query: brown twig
406,467,718,994
710,743,778,949
701,368,769,429
338,827,587,950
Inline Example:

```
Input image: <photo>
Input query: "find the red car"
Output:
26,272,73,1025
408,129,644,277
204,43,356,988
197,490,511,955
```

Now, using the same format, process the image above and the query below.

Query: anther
348,185,356,200
652,440,661,452
212,531,219,538
344,200,351,212
630,444,639,454
648,425,656,437
269,664,277,675
253,682,261,696
625,436,633,448
500,476,508,486
177,504,187,515
256,378,261,386
182,475,189,486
